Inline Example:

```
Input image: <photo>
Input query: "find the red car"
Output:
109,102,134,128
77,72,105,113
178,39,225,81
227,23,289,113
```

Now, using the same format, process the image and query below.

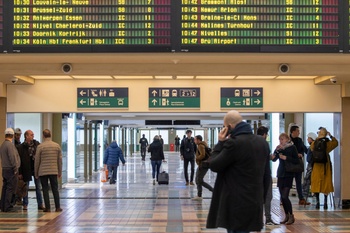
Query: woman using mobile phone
272,133,299,225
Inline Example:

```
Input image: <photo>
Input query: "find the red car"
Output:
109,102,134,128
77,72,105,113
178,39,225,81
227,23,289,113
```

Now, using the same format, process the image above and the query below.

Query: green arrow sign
77,88,128,108
149,88,200,108
221,88,263,108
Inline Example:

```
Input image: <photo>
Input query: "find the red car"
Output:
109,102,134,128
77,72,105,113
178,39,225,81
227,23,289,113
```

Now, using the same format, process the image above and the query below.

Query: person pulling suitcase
148,135,166,185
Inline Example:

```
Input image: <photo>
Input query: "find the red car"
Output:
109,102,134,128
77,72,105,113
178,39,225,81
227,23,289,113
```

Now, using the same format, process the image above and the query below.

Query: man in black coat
17,130,44,211
206,110,270,233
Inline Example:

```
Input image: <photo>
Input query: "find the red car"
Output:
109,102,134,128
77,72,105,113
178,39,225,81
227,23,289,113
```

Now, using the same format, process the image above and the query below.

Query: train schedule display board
181,0,340,52
13,0,172,52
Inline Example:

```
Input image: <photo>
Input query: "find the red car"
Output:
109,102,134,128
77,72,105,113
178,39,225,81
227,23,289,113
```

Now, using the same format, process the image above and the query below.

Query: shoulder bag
284,158,304,173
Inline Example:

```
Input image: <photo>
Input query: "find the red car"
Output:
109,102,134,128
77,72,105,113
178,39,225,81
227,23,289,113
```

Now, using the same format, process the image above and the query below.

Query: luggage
158,171,169,185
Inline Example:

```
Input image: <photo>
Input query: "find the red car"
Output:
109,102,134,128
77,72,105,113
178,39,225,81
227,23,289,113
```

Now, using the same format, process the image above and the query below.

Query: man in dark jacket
206,110,269,233
17,130,44,211
290,125,310,205
139,134,148,162
180,129,196,186
103,141,126,185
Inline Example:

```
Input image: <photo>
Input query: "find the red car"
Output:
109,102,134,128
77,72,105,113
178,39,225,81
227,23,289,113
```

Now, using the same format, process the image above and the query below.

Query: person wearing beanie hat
0,127,21,212
301,132,318,206
14,128,22,146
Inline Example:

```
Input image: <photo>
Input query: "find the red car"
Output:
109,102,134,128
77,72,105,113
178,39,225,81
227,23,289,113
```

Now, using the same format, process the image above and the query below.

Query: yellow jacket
195,141,208,166
310,136,338,194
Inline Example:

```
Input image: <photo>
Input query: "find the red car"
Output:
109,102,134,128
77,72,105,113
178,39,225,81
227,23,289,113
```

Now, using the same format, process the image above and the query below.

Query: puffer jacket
103,141,125,166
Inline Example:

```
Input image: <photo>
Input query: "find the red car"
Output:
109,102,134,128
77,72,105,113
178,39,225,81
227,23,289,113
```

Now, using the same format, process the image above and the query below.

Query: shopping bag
100,169,109,182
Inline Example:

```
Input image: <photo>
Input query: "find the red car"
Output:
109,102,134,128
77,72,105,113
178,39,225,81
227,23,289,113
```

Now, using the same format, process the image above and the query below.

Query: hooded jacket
103,141,125,166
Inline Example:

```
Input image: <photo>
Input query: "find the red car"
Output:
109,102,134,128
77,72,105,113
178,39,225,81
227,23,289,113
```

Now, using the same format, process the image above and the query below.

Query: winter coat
272,143,300,178
17,140,40,182
195,141,208,166
148,139,164,161
103,141,125,166
180,137,196,160
310,136,338,194
206,122,269,232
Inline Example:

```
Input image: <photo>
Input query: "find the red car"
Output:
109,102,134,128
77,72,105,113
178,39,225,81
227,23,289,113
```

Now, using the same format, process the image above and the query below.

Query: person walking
192,135,213,200
257,126,279,225
206,110,270,233
272,133,299,225
310,127,338,209
180,130,196,186
139,134,148,162
174,135,180,152
103,140,126,184
0,128,20,212
34,129,62,212
148,135,165,185
17,130,44,211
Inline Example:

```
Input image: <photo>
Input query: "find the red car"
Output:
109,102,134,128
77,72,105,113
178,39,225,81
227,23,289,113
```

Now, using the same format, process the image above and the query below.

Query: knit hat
307,132,317,141
4,128,14,135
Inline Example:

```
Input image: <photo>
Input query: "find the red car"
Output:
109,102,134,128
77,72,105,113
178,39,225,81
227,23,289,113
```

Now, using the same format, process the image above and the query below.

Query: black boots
280,214,289,224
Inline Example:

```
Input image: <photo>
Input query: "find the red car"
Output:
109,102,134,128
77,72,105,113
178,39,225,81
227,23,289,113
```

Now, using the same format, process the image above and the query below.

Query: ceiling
0,52,348,85
1,52,347,125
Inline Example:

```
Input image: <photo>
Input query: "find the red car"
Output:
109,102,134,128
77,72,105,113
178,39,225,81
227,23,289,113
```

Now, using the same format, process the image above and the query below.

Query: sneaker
192,196,203,201
186,182,189,186
55,208,63,212
23,205,27,211
190,182,195,186
153,179,156,185
266,219,279,225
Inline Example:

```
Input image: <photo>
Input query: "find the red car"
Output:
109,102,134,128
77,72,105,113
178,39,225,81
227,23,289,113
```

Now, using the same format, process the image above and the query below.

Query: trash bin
170,143,174,151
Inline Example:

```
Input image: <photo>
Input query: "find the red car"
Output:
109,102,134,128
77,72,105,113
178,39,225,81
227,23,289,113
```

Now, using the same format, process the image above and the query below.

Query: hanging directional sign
77,88,128,108
221,88,263,108
149,88,200,108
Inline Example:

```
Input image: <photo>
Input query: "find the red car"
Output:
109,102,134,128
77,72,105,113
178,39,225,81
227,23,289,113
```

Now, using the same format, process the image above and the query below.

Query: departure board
13,0,172,52
181,0,340,52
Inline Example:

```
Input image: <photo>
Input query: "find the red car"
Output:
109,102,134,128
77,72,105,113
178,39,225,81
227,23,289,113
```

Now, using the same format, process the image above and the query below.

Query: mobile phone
225,125,232,137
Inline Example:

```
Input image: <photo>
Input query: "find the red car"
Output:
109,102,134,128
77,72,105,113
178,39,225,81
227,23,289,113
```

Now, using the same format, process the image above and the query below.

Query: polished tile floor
1,152,349,233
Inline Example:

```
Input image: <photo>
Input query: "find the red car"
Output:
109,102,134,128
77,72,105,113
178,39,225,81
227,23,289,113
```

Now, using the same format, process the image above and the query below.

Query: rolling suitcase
158,171,169,185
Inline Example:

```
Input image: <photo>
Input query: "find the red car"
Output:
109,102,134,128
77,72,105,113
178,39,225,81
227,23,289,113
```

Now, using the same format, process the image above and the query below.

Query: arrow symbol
254,99,261,105
80,99,86,105
152,90,158,97
80,90,86,96
254,90,261,96
152,99,157,106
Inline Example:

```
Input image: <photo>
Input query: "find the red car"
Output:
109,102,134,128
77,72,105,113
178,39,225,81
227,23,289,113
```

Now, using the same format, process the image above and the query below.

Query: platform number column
313,0,321,44
285,0,294,44
146,0,153,44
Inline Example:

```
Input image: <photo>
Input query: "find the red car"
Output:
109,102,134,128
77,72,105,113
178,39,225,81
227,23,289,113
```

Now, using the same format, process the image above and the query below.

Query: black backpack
204,147,212,160
312,138,328,163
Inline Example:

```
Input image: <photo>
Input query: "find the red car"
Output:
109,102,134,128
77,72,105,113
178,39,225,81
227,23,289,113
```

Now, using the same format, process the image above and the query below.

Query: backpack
204,147,212,160
312,138,328,163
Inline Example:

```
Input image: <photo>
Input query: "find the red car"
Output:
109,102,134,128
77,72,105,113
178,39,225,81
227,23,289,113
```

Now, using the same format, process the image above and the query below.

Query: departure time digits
13,0,172,46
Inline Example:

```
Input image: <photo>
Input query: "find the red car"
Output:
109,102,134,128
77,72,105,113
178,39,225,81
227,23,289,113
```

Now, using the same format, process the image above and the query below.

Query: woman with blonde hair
272,133,299,225
310,127,338,209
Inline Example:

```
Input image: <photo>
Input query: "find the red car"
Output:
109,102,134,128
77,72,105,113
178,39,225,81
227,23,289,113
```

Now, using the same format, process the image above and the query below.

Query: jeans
40,175,60,210
23,176,43,207
195,167,213,196
1,168,18,212
183,159,195,182
151,160,162,180
109,165,119,184
294,172,304,200
264,177,272,220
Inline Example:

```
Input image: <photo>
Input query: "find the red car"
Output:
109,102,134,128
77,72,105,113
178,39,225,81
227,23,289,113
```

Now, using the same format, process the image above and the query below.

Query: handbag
284,158,304,173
